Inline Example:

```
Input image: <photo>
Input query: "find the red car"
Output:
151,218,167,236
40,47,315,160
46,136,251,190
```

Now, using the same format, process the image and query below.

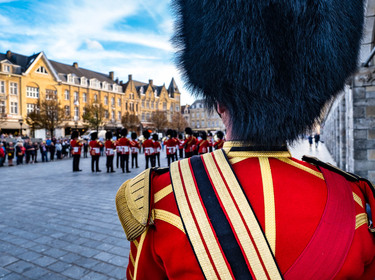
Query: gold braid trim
355,213,368,230
352,192,364,208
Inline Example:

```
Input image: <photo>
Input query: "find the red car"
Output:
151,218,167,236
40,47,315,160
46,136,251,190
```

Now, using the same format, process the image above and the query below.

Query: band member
105,131,115,173
89,132,102,172
153,134,161,167
172,130,179,161
130,132,140,169
115,136,121,168
207,132,213,153
116,1,375,279
197,131,209,155
118,128,131,173
181,127,196,158
164,129,176,167
213,130,225,150
142,130,154,169
70,130,82,172
178,133,184,159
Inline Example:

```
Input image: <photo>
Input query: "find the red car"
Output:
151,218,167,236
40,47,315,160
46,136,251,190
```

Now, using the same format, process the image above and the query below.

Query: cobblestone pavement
0,140,334,280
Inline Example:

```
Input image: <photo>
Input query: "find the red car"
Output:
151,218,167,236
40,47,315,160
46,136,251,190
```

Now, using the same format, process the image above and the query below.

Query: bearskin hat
172,0,365,144
201,131,207,140
185,127,193,135
120,128,128,138
216,131,224,140
105,131,112,140
131,132,137,140
152,133,159,141
143,130,150,139
166,129,173,137
90,132,98,141
71,130,79,139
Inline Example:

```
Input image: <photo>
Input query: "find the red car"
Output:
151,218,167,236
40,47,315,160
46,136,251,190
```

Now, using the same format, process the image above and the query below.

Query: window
136,104,138,112
111,97,115,106
151,102,154,109
118,98,121,107
163,102,167,110
26,86,39,98
81,77,87,86
10,101,18,114
146,102,149,109
45,89,57,100
140,87,144,94
201,120,205,127
103,82,108,91
94,94,98,102
27,103,36,114
64,90,70,100
83,108,86,116
146,113,150,121
130,93,134,99
3,64,10,73
0,100,6,114
104,96,108,105
10,82,18,95
192,121,195,127
130,103,134,111
105,110,109,118
83,93,87,103
74,107,79,119
142,113,145,121
118,111,121,120
74,91,79,102
142,101,145,108
65,105,70,116
125,103,128,110
90,79,100,88
36,66,48,74
111,110,115,121
67,74,74,83
176,105,179,112
0,81,4,94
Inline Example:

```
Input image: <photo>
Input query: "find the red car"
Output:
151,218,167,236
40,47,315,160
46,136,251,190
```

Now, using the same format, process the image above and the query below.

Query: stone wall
322,67,375,183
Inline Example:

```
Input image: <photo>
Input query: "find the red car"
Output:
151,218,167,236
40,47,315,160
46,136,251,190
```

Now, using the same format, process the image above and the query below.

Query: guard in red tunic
70,130,82,172
153,134,161,167
118,128,131,173
164,129,177,166
181,127,196,158
116,1,375,279
105,131,115,173
142,130,154,169
197,131,209,155
89,132,103,172
213,130,225,150
130,132,140,169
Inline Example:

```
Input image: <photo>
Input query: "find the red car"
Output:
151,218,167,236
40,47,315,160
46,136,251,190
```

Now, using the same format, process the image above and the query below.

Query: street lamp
18,117,23,136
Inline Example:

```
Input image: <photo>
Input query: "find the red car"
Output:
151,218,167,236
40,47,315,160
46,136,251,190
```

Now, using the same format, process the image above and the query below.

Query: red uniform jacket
118,137,130,155
213,139,224,149
117,142,375,280
197,139,209,154
70,139,82,155
105,140,115,156
154,141,161,154
143,139,154,156
89,140,102,156
164,138,177,155
182,136,197,153
130,140,140,154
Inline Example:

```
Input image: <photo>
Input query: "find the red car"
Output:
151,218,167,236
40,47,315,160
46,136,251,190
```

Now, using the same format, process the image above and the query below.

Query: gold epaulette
116,169,152,241
302,155,359,182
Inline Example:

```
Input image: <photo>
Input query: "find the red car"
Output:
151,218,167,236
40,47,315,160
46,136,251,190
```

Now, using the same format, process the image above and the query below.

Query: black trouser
26,152,31,163
73,154,80,171
145,155,153,169
106,155,114,172
131,153,138,168
117,153,120,168
154,153,160,167
185,151,193,158
179,149,183,159
91,155,100,172
121,154,130,172
167,154,175,166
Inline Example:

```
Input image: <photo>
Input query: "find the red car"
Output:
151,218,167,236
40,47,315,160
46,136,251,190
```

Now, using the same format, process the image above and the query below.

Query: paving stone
0,267,12,277
22,266,50,279
61,265,88,279
81,271,110,280
47,261,72,273
5,260,35,274
31,255,57,267
93,252,116,262
108,255,127,267
17,251,42,262
39,272,68,280
43,248,68,258
0,254,18,266
1,273,29,280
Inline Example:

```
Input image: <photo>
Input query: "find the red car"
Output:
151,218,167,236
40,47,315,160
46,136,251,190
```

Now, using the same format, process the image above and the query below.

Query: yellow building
0,50,180,137
188,99,225,132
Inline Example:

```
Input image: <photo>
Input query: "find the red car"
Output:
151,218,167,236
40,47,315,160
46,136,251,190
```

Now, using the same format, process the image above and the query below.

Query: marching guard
152,134,161,168
181,127,196,158
142,130,154,169
105,131,115,173
118,128,131,173
164,129,177,167
213,130,225,150
116,0,375,279
130,132,140,169
89,132,102,172
70,130,82,172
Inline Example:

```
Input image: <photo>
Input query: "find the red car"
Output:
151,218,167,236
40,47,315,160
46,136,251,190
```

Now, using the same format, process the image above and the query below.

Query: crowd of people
70,127,226,173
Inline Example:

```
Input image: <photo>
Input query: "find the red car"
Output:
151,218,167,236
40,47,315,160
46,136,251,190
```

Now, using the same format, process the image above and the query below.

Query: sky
0,0,196,105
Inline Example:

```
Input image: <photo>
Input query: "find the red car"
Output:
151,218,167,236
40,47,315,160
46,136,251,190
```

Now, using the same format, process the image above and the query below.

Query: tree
169,112,188,133
26,99,66,137
121,112,140,132
150,110,168,132
82,103,106,133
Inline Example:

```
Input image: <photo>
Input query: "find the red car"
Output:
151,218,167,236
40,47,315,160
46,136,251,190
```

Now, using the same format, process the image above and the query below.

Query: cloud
84,39,104,51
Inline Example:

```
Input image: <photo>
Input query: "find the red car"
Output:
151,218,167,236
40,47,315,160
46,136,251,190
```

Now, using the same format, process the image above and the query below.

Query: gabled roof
0,51,39,72
168,77,179,96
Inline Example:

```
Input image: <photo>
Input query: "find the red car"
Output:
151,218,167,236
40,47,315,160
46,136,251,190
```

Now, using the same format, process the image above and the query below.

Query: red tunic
89,140,102,156
154,141,161,154
118,137,130,155
143,139,154,156
70,139,82,155
181,136,197,153
213,139,224,149
164,138,177,155
123,148,375,280
130,140,140,154
105,140,115,156
197,139,209,154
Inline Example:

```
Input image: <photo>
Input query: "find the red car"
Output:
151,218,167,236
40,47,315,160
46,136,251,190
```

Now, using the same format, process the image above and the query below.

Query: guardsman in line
116,1,375,279
115,136,121,169
178,133,184,159
213,130,225,150
89,132,102,172
153,133,161,167
118,128,131,173
164,129,176,167
105,131,116,173
142,130,154,169
130,132,140,169
172,130,179,161
197,131,209,155
181,127,196,158
70,130,82,172
207,132,213,153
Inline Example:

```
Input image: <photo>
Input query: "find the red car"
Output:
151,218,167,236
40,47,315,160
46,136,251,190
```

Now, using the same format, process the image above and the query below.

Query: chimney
128,74,132,81
73,62,78,68
6,50,12,60
149,79,153,87
109,71,114,80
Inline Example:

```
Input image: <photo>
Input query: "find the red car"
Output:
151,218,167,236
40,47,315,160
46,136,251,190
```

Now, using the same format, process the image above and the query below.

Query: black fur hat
152,133,159,141
172,0,365,144
185,127,193,135
216,131,224,140
90,132,98,141
143,130,150,139
131,132,137,140
71,130,79,139
105,131,112,140
120,128,128,138
166,129,173,137
201,131,207,140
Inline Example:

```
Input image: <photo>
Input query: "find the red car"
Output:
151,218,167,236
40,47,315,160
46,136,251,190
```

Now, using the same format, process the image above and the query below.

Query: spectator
6,142,15,166
0,142,5,167
40,141,48,162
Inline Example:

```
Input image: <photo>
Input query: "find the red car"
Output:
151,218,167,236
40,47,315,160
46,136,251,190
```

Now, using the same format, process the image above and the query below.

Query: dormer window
81,77,87,87
154,90,158,97
36,66,48,74
67,74,74,83
103,82,108,91
140,87,144,95
3,64,11,73
90,79,100,89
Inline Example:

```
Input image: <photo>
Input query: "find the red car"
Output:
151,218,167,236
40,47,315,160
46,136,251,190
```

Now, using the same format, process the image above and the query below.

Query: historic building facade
188,99,225,132
0,50,180,137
